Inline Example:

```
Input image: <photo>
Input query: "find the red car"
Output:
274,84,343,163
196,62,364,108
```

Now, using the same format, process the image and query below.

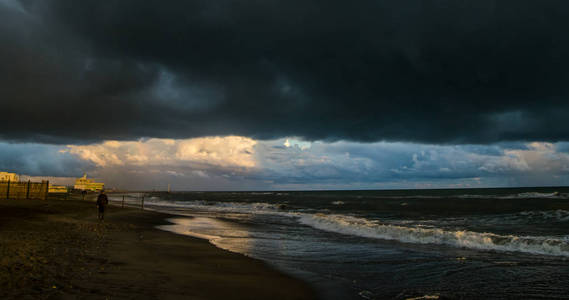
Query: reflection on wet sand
158,217,255,254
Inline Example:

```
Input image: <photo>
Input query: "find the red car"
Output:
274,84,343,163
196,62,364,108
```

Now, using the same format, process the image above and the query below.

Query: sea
109,187,569,299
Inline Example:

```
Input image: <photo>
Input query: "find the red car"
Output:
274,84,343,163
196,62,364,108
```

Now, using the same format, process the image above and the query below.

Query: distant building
0,172,19,182
74,174,104,191
49,184,68,193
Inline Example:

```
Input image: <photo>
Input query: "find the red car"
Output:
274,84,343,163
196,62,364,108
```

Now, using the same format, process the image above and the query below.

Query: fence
0,180,49,200
111,194,146,210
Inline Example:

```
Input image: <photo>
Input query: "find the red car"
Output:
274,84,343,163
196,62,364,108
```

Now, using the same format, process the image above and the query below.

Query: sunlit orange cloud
500,142,569,172
63,136,258,170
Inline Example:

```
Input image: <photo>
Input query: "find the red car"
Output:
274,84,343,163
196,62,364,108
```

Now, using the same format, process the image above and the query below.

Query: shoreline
0,197,317,299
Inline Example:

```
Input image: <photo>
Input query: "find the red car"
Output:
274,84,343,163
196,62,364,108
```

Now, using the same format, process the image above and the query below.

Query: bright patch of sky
283,138,311,150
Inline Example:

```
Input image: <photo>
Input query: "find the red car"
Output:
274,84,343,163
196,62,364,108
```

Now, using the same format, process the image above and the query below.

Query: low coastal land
0,196,316,299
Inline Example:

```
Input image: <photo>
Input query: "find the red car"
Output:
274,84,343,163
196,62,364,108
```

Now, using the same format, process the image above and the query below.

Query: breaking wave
298,214,569,257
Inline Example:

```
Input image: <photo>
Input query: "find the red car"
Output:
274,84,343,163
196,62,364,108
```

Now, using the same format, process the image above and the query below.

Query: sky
2,0,569,190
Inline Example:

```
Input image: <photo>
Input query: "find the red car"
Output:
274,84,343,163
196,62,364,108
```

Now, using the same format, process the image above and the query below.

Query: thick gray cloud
0,142,93,176
253,141,562,185
2,0,569,144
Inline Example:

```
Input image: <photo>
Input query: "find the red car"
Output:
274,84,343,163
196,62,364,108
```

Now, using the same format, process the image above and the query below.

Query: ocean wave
497,192,567,199
135,199,293,216
372,195,441,199
368,191,569,200
297,214,569,257
116,196,569,256
455,192,569,199
459,210,569,226
518,209,569,222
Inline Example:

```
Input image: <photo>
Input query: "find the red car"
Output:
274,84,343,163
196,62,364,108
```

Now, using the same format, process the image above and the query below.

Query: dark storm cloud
2,0,569,144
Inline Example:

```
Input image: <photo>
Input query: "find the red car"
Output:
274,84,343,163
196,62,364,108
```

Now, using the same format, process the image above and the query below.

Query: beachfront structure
74,174,104,191
0,172,19,182
49,184,68,193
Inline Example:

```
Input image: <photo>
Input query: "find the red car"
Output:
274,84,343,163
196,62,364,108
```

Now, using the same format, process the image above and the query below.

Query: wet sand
0,197,316,299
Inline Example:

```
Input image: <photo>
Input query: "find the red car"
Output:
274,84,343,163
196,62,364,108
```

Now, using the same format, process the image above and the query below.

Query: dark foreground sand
0,197,316,299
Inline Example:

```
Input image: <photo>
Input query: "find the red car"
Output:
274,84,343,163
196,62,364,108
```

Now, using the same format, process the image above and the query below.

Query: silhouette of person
96,190,109,220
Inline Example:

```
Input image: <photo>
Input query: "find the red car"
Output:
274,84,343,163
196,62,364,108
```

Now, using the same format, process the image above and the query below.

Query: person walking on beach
96,190,109,221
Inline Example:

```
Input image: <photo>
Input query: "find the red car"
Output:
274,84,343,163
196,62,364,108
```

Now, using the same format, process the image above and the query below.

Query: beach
0,196,316,299
2,190,569,300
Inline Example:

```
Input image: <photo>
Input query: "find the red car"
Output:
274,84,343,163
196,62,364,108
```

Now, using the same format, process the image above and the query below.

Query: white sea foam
297,213,569,257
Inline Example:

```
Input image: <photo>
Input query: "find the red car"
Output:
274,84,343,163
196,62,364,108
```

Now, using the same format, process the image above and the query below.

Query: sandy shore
0,197,316,299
